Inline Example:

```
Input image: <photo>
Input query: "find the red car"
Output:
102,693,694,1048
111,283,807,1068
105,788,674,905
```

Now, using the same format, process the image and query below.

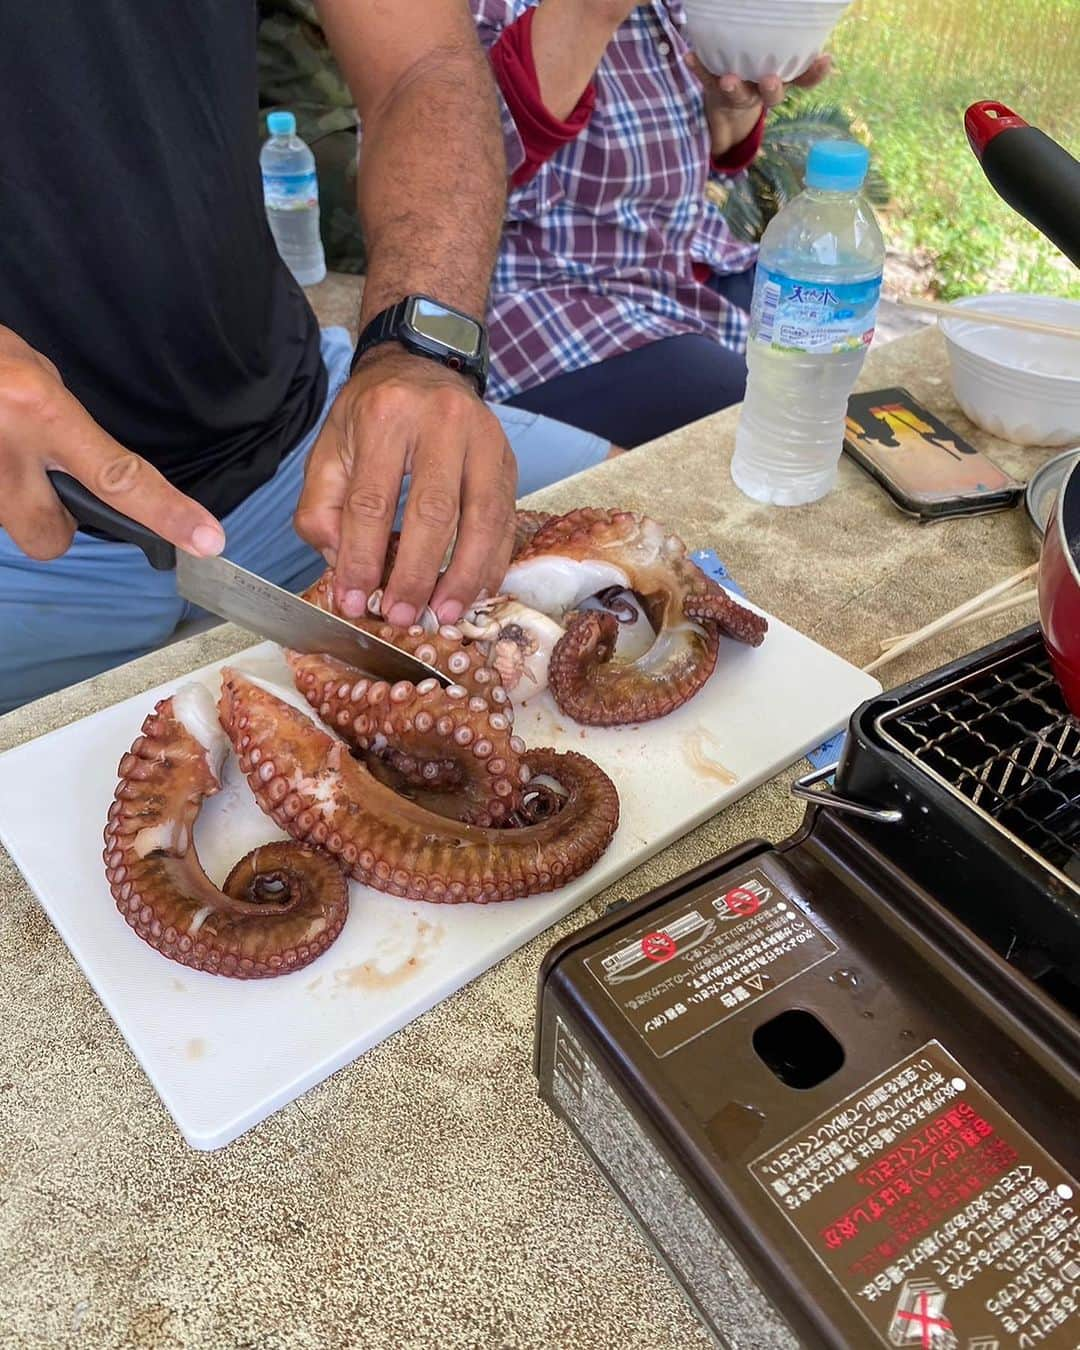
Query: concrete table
0,325,1052,1348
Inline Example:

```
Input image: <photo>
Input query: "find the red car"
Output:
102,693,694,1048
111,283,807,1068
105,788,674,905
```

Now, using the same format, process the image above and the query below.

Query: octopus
103,502,759,975
469,508,768,725
220,668,619,904
286,650,528,828
102,684,349,979
104,640,619,977
301,507,766,724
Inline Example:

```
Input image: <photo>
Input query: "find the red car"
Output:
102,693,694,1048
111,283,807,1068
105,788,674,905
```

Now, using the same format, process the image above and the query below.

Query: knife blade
47,471,449,686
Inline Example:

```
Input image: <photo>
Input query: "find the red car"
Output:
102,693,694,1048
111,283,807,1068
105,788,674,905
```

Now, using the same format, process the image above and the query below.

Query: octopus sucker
512,510,556,558
218,671,619,904
302,570,495,697
501,507,768,725
286,651,525,825
104,685,349,978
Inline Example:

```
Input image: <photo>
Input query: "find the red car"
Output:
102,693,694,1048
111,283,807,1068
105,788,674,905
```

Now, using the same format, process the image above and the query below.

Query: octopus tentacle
512,510,556,559
287,651,526,826
502,507,768,725
547,609,720,727
684,590,767,646
103,685,348,979
512,781,565,824
302,570,500,696
219,670,619,905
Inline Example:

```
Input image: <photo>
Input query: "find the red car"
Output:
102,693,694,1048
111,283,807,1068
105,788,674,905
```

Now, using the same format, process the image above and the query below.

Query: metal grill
877,638,1080,888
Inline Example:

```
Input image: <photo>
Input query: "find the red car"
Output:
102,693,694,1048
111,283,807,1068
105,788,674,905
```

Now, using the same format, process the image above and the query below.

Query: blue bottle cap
806,140,871,192
267,111,296,137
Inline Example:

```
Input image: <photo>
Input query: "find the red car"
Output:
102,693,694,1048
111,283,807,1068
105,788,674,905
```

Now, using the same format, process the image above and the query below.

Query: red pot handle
965,101,1029,160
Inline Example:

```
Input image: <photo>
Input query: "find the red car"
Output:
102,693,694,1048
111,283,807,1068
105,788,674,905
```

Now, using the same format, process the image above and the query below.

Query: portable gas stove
537,626,1080,1350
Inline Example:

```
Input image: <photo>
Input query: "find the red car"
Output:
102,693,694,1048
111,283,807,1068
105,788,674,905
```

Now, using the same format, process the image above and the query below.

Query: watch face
406,298,481,358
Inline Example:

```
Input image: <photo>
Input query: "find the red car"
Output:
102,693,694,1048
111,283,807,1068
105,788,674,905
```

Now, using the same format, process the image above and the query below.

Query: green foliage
717,0,1080,300
715,101,889,244
826,0,1080,300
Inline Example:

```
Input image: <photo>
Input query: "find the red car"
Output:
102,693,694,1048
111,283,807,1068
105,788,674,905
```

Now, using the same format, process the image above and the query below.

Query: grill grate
878,641,1080,885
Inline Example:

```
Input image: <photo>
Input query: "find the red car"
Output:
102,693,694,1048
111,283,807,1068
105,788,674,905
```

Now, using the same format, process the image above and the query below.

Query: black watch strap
350,300,408,374
350,298,489,397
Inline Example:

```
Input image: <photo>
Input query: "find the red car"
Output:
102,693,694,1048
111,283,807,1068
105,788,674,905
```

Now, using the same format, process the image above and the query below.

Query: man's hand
688,54,833,159
0,327,225,562
295,349,517,627
314,1,514,629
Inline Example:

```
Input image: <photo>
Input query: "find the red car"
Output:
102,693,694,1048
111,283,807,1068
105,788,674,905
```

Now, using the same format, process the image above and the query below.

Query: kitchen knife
47,471,449,686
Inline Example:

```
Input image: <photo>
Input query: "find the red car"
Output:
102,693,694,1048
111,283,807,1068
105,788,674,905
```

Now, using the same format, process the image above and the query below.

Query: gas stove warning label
750,1041,1080,1349
584,867,837,1058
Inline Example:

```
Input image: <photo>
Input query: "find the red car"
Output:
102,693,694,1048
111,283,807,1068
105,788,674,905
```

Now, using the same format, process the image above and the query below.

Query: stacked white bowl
683,0,853,81
940,295,1080,447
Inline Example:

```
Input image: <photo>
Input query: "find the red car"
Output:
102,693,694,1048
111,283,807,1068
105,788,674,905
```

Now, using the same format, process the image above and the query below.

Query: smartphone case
844,387,1023,520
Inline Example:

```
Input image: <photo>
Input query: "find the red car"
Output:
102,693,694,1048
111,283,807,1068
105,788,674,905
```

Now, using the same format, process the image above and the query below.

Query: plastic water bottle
732,141,885,506
260,110,326,287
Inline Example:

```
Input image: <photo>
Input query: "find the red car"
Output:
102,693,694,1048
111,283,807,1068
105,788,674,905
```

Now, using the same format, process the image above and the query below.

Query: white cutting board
0,620,877,1150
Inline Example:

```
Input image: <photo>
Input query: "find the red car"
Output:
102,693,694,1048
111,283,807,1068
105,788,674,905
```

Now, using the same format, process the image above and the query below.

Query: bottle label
262,170,318,210
749,266,882,355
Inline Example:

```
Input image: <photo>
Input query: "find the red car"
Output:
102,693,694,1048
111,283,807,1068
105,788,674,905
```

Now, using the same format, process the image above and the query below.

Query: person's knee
491,405,611,494
673,336,748,413
0,563,185,713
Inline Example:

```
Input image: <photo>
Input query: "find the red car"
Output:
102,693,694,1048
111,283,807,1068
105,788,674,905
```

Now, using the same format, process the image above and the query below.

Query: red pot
1039,457,1080,714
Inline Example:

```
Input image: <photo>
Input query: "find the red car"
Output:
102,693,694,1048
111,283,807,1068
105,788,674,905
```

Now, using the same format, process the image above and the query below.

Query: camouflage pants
258,0,366,274
308,127,365,275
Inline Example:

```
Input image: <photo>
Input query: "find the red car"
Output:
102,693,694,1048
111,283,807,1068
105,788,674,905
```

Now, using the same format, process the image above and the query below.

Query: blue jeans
0,328,608,715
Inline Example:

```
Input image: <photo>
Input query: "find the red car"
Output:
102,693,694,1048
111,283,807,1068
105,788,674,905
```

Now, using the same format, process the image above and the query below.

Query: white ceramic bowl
682,0,853,81
941,294,1080,448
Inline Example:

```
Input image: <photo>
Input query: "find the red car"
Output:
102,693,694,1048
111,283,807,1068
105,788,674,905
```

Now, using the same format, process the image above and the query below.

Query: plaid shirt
474,0,759,402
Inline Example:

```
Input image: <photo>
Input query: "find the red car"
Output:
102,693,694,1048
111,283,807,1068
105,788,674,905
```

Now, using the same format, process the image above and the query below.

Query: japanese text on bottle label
262,170,318,210
750,266,882,355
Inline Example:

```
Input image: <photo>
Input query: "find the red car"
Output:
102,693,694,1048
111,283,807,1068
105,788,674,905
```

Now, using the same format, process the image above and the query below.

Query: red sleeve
490,7,597,190
711,109,766,176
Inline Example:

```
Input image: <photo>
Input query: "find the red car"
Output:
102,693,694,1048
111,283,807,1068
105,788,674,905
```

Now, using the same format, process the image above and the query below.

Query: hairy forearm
531,0,634,120
317,0,506,324
355,45,506,324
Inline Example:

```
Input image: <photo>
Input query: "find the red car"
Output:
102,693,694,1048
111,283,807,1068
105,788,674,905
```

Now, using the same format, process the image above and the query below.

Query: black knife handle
47,471,177,571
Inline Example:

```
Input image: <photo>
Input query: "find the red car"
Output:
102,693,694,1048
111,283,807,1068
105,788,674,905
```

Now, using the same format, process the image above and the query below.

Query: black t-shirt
1,0,327,518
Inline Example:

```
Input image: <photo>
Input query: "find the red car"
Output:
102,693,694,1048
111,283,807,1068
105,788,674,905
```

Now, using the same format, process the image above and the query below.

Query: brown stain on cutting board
185,1038,206,1062
337,957,421,993
333,920,444,994
681,729,737,786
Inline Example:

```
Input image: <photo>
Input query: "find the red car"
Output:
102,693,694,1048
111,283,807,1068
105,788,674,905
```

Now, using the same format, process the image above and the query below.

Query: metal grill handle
791,764,904,824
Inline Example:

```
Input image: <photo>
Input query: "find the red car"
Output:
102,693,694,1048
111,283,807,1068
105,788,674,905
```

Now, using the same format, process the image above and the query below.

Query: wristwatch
350,295,490,397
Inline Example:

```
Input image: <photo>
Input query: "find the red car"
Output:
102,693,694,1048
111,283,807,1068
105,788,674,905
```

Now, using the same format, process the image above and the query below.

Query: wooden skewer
864,564,1039,675
879,587,1038,652
897,295,1080,341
